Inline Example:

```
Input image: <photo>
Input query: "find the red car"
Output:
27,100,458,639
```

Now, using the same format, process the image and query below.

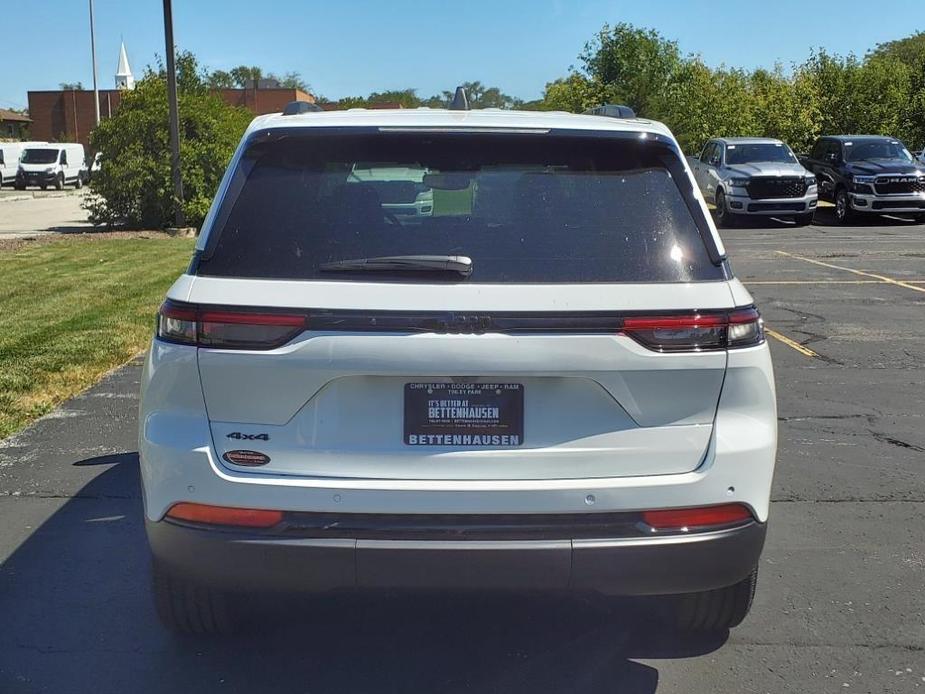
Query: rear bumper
146,517,766,596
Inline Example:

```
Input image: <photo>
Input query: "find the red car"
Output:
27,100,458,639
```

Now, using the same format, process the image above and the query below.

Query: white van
15,143,86,190
0,142,47,186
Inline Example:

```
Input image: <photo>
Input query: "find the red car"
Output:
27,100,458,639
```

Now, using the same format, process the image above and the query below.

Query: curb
0,191,84,203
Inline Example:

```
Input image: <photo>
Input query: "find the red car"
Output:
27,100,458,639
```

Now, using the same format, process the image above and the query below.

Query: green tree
540,74,607,113
748,66,819,153
424,82,522,109
229,65,263,88
86,51,253,229
276,71,309,91
59,82,84,90
206,69,235,88
870,31,925,67
578,23,682,116
367,89,421,108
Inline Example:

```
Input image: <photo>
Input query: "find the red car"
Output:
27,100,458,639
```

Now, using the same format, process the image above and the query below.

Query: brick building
26,39,315,149
27,90,124,148
26,87,314,149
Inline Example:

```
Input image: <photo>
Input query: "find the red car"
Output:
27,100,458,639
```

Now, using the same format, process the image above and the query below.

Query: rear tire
794,212,814,226
673,567,758,633
75,174,83,189
151,561,237,635
914,213,925,224
14,182,25,190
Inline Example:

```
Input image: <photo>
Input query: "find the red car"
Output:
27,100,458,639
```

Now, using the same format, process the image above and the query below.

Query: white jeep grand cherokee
140,104,777,634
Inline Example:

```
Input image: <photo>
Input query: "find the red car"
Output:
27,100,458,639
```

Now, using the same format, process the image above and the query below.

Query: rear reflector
641,504,754,531
165,502,283,528
621,307,763,352
158,300,307,350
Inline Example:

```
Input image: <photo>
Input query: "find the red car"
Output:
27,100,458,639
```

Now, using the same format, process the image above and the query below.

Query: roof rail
449,86,470,111
282,101,324,116
584,104,636,119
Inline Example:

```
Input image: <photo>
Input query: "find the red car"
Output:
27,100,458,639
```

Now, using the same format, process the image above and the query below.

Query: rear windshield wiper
318,255,473,276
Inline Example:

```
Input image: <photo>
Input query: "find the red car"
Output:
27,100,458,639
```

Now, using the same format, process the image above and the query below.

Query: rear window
197,131,724,283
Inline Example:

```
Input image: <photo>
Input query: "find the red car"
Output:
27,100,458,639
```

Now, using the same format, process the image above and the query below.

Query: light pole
89,0,100,126
163,0,186,228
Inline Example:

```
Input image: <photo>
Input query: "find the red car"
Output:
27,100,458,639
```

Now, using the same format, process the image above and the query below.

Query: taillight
641,503,754,532
621,307,763,352
165,502,283,528
157,300,306,350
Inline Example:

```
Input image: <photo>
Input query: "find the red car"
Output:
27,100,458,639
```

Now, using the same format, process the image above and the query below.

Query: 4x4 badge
226,432,269,441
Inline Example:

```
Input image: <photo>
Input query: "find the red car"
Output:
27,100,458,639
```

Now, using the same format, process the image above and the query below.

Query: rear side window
198,131,724,283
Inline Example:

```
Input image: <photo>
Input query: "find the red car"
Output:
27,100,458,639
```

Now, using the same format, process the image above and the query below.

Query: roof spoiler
282,101,324,116
584,104,636,119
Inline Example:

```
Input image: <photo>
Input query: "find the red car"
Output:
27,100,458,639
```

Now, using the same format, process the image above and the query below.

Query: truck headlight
729,177,749,187
851,175,876,194
804,175,817,186
45,167,56,174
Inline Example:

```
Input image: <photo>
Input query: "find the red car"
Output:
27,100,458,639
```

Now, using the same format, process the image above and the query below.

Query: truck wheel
714,189,738,228
55,173,64,191
75,175,83,189
14,182,25,191
794,213,814,226
673,567,758,633
834,189,854,225
151,561,237,635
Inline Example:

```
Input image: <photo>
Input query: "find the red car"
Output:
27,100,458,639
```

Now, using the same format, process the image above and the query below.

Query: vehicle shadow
809,206,923,228
0,454,727,694
710,207,923,229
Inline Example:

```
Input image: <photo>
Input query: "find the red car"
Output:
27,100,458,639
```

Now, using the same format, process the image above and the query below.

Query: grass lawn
0,235,195,440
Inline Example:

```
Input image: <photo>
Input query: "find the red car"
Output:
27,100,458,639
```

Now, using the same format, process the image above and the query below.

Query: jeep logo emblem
436,313,492,334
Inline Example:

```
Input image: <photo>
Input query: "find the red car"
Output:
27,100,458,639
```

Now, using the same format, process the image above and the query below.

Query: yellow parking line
747,280,884,285
764,328,819,357
775,251,925,295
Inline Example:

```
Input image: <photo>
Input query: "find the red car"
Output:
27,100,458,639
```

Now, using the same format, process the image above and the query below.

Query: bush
85,52,253,230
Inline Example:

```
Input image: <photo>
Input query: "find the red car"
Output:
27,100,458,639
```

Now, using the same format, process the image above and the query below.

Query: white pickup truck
688,137,818,227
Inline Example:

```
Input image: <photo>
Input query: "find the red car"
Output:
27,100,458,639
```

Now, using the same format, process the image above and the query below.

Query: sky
2,0,923,111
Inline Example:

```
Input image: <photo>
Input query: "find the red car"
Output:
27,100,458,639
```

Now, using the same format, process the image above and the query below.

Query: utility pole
89,0,100,126
162,0,186,227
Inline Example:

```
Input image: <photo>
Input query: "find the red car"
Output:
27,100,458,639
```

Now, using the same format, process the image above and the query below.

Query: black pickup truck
800,135,925,224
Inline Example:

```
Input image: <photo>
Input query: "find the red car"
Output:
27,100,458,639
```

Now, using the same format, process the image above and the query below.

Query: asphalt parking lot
1,209,923,693
0,189,92,240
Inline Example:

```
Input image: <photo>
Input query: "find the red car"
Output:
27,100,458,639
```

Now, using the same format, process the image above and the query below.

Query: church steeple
115,41,134,90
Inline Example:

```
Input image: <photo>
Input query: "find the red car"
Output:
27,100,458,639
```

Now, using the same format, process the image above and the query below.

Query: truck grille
746,177,806,199
874,176,925,195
